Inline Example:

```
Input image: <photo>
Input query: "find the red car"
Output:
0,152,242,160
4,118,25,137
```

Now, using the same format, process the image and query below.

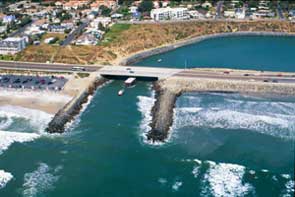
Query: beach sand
0,89,72,114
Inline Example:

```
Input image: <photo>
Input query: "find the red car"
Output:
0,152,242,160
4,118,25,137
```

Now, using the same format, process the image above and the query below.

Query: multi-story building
0,37,27,55
151,7,189,21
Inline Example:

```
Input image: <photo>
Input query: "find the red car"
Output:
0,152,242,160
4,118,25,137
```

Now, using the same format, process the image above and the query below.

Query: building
63,0,88,10
153,0,170,8
3,15,16,24
90,17,112,28
289,10,295,21
0,26,7,34
188,10,205,19
235,8,245,19
151,7,189,21
224,10,235,18
0,37,27,55
76,33,99,45
91,0,117,10
48,25,67,33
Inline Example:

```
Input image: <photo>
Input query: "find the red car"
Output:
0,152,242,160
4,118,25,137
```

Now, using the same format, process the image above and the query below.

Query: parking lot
0,74,68,91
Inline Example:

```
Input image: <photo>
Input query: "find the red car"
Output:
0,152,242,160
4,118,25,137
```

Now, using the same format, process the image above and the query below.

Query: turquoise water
0,36,294,196
136,36,295,72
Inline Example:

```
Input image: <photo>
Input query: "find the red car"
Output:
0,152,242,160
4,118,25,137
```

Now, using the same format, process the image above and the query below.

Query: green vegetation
77,72,90,78
100,5,112,17
101,24,131,45
138,0,154,13
0,54,15,61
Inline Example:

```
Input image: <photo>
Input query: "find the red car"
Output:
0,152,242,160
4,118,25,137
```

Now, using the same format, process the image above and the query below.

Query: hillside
15,20,295,65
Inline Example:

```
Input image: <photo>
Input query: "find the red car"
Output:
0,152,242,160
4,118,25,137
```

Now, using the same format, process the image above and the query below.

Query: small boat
118,89,124,96
157,59,162,62
124,77,136,87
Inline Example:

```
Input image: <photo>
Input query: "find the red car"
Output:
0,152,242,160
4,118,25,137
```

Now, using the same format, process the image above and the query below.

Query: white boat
118,89,124,96
157,59,162,62
124,77,136,87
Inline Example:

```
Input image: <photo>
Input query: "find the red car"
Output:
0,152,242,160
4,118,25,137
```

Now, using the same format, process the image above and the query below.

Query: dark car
13,79,21,84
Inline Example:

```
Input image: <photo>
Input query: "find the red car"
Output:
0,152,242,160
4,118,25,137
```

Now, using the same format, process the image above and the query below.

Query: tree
100,5,111,17
98,22,105,31
138,0,153,13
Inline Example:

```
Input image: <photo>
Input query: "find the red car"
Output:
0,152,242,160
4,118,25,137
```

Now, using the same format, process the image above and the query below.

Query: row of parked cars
0,75,67,91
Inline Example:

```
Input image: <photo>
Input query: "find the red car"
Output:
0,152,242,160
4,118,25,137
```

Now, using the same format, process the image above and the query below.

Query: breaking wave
22,163,61,197
0,105,53,133
0,131,40,155
0,170,13,189
200,161,255,197
137,90,161,145
0,106,53,156
174,94,295,139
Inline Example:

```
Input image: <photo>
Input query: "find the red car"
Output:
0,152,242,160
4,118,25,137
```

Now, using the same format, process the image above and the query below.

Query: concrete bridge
98,66,182,79
1,60,295,84
98,65,295,84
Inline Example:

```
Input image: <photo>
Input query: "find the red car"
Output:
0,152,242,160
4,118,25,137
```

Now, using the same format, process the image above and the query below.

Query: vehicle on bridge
71,66,86,71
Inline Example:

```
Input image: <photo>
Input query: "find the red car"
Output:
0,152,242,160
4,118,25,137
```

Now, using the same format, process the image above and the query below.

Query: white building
150,7,189,21
0,37,27,55
188,10,204,19
129,6,138,14
3,15,16,24
224,10,235,18
235,8,246,19
90,17,112,28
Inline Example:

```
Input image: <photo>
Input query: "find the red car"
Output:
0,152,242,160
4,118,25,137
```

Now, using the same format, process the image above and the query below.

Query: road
277,2,285,20
216,1,224,19
175,70,295,84
98,66,295,84
61,19,90,46
0,61,101,72
1,62,295,84
98,66,182,79
8,19,35,37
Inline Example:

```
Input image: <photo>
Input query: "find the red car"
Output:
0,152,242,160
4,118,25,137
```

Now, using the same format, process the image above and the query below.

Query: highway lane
175,71,295,84
216,1,224,19
0,61,101,72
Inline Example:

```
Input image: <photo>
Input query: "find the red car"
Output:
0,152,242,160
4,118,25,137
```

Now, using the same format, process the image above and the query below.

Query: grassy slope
15,21,295,65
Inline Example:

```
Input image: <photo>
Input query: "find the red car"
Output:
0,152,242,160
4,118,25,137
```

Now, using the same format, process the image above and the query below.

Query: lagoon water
0,36,294,196
136,36,295,72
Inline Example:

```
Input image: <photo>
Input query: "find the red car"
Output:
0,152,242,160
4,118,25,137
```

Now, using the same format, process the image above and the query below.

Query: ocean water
136,35,295,72
0,36,294,196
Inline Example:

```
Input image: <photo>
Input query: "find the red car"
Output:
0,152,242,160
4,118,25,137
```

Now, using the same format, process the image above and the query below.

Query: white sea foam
174,95,295,139
0,170,13,189
0,130,40,155
172,181,183,191
201,161,254,197
22,163,60,197
281,179,295,197
0,105,53,132
64,94,94,132
158,178,167,185
137,90,162,145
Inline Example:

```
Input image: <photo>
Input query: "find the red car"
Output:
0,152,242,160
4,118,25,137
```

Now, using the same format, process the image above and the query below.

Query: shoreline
0,88,72,114
148,77,295,142
118,31,295,66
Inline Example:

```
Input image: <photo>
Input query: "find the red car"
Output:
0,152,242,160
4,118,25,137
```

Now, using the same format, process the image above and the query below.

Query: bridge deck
98,66,182,79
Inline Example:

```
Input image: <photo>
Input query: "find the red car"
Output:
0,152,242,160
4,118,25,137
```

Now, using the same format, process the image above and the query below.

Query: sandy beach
0,89,72,114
